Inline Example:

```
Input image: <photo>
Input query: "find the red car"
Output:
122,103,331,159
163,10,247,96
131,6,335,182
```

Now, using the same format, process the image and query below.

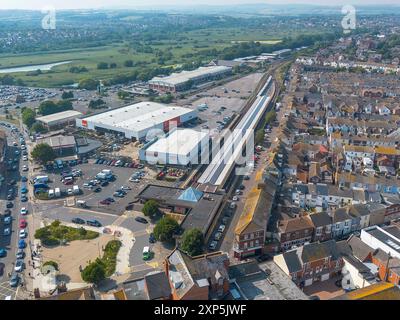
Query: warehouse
148,66,232,93
76,102,197,141
139,128,209,166
36,110,83,130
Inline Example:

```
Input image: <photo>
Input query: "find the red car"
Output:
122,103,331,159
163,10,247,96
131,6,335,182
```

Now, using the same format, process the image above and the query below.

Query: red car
99,199,111,205
19,219,27,228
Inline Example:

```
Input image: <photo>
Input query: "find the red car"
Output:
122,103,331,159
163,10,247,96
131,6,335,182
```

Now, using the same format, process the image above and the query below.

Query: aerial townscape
1,1,400,305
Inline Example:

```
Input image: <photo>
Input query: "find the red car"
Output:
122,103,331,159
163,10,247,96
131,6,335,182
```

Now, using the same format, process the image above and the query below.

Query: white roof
146,128,208,156
36,110,82,124
149,66,231,86
81,102,194,133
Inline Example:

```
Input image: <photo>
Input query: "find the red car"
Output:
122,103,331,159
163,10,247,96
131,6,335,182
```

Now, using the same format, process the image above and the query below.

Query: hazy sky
0,0,399,10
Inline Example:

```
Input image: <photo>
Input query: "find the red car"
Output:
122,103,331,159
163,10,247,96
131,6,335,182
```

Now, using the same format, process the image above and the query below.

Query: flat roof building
149,66,232,93
76,102,197,141
36,110,83,130
139,128,209,166
37,135,77,157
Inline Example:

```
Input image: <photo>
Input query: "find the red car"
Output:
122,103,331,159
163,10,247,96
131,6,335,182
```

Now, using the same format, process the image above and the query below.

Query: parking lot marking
0,281,17,300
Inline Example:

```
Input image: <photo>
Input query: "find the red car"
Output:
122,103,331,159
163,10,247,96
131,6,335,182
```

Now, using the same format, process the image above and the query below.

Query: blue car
21,176,28,182
18,240,26,249
21,187,28,194
0,248,7,257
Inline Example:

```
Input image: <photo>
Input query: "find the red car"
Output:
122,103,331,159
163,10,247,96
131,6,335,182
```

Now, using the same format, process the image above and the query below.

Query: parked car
72,217,85,224
21,195,28,202
94,187,102,193
0,263,4,276
3,216,11,225
214,232,222,241
4,209,11,216
86,219,102,227
208,241,218,250
20,207,28,215
218,224,226,233
19,229,27,239
0,248,7,258
9,274,20,287
6,202,13,208
101,181,109,187
135,217,148,224
149,233,156,243
18,240,26,249
99,199,111,205
15,249,25,259
3,228,11,236
19,220,27,228
21,176,28,182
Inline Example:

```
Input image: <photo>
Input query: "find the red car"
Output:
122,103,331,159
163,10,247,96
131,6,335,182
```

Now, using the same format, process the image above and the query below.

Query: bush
97,62,108,70
81,258,106,284
78,78,98,90
43,260,59,271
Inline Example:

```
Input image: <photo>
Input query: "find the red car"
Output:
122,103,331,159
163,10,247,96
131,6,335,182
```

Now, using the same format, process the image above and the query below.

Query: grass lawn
35,220,99,246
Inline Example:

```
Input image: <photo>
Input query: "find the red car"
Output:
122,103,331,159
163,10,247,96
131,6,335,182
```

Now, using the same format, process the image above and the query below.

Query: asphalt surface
0,123,32,295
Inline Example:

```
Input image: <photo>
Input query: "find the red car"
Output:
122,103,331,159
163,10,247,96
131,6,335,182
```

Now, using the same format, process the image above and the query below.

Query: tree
142,200,159,218
153,216,179,243
180,228,204,256
61,91,74,99
78,78,98,90
22,108,36,128
81,258,106,284
31,143,56,164
31,122,47,133
34,227,52,240
38,100,73,116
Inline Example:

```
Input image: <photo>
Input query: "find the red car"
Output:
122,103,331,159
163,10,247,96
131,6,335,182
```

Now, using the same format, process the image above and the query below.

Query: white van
48,189,55,198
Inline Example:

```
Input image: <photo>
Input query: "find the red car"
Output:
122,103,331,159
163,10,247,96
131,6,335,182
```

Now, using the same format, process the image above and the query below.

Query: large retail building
76,102,197,141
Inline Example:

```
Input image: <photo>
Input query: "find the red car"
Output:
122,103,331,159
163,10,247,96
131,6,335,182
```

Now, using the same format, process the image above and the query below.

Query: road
0,122,32,298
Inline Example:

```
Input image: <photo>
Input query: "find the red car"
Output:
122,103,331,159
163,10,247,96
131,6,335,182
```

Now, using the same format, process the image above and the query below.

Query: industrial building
139,128,209,166
76,102,197,141
36,110,83,130
148,66,232,93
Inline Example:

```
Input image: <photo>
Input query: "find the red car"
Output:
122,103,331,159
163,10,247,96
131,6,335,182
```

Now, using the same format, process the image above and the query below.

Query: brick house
164,249,230,300
233,180,276,260
277,216,315,251
371,249,400,286
273,240,344,287
308,212,333,242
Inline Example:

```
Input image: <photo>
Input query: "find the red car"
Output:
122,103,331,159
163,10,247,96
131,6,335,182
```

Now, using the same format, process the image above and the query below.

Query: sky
0,0,399,10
